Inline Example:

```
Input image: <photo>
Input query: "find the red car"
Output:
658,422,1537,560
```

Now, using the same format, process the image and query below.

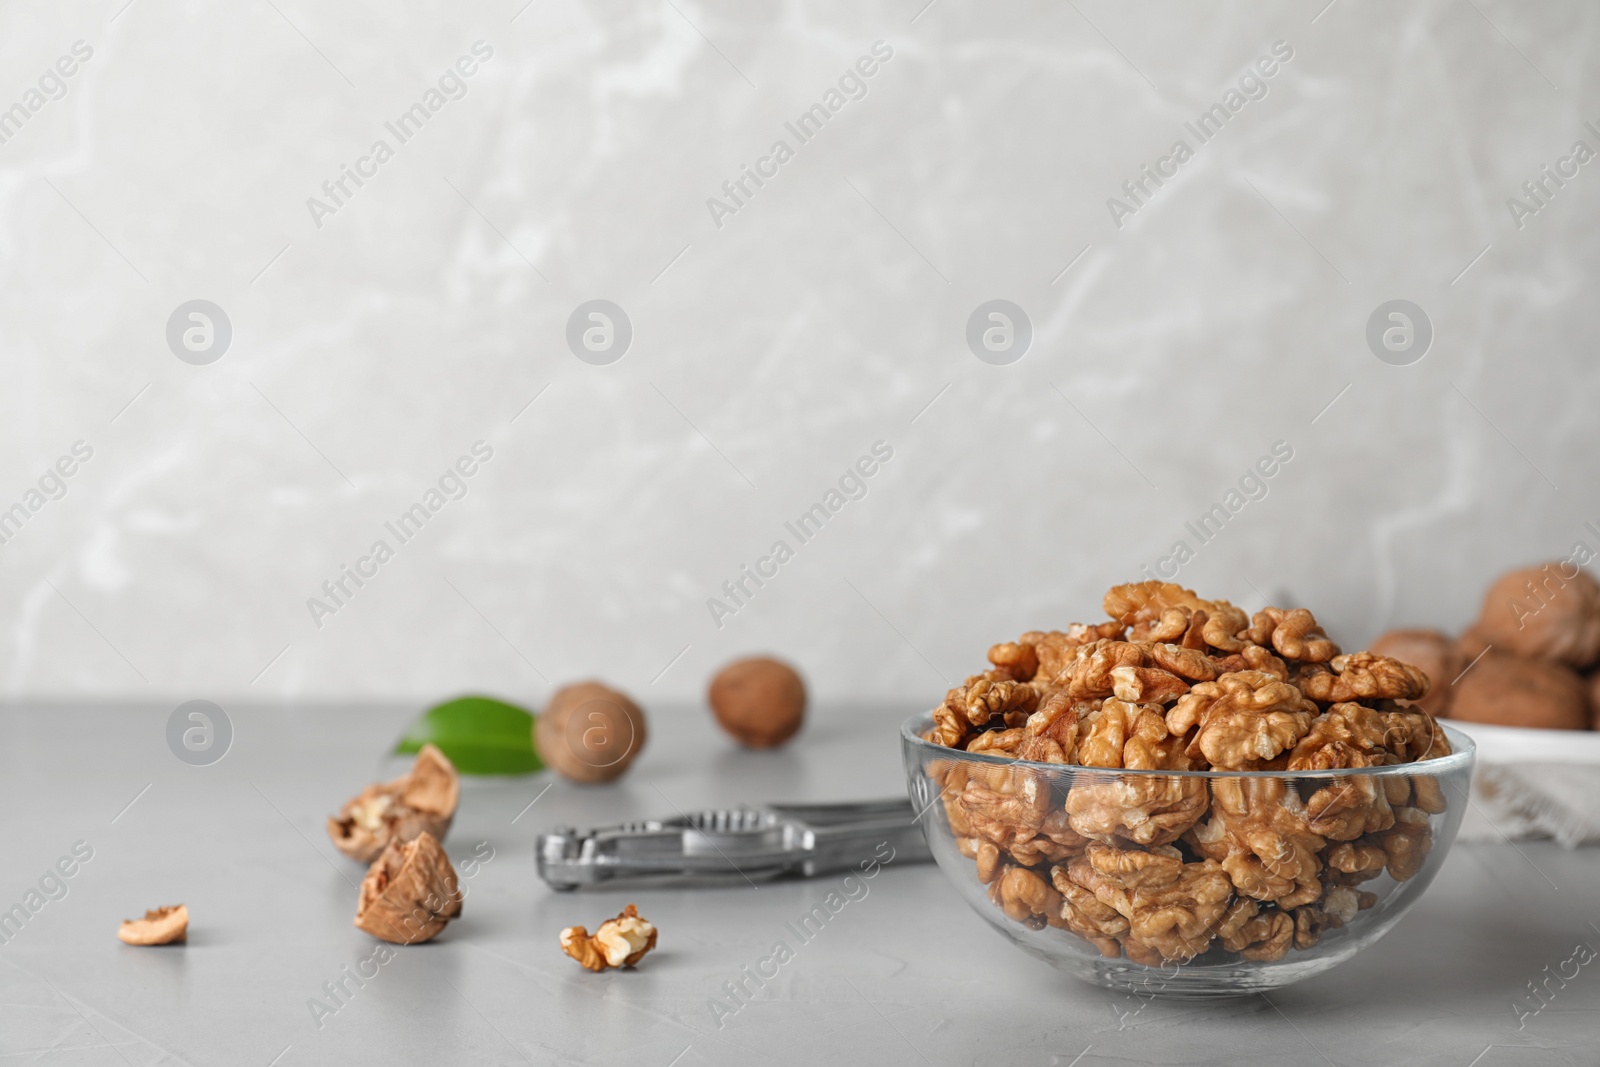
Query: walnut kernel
561,904,658,971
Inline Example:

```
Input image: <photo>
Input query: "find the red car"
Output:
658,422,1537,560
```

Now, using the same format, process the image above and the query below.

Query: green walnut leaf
395,695,544,776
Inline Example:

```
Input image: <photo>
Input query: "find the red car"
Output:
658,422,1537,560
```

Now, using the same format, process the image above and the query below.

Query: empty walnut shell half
560,904,658,971
117,904,188,946
354,832,463,944
328,743,459,863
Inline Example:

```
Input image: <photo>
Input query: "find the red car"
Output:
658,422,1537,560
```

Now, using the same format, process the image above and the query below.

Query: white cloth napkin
1450,722,1600,847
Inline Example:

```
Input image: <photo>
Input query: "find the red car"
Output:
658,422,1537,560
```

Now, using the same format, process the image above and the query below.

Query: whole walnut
1369,630,1461,716
1474,563,1600,670
708,657,806,748
535,681,647,783
1448,650,1589,730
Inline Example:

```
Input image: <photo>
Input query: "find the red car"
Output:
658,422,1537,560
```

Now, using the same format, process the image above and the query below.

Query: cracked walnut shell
328,743,459,863
117,904,187,946
561,904,658,971
354,832,463,944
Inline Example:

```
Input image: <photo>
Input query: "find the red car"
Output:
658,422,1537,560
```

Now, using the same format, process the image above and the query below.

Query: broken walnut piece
1189,777,1326,908
1016,690,1084,764
1295,652,1430,703
1372,806,1433,882
1246,607,1340,663
1103,584,1250,653
1291,885,1363,950
1369,629,1460,716
1065,702,1206,847
117,904,188,946
1103,583,1210,636
328,743,460,863
1063,843,1232,963
560,904,658,971
1166,671,1316,770
987,866,1065,929
1021,625,1127,686
1066,770,1207,848
1286,703,1391,770
1215,898,1293,962
354,832,463,944
1051,866,1130,957
952,763,1087,866
1110,665,1192,705
1061,642,1149,701
965,728,1026,757
928,702,974,749
1324,841,1388,886
987,641,1039,682
949,674,1039,727
1303,773,1396,842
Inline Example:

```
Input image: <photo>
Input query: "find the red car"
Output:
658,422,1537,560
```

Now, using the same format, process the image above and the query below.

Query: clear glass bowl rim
901,712,1476,780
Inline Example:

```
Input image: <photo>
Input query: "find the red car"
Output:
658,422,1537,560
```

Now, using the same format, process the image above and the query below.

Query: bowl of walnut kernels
902,582,1474,996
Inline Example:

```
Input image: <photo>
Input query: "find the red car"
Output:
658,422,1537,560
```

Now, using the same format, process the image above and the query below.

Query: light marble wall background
1,0,1596,708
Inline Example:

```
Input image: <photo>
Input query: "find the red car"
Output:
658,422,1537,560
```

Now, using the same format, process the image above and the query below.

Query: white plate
1448,719,1600,764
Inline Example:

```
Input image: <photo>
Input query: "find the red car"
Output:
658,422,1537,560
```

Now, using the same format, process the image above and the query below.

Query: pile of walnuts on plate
1373,561,1600,731
923,581,1453,966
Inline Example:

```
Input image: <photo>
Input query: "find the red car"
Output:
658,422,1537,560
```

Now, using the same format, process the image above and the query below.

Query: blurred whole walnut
1474,563,1600,670
1369,630,1461,716
354,832,462,944
1448,650,1589,730
328,744,459,863
708,657,807,748
536,681,647,783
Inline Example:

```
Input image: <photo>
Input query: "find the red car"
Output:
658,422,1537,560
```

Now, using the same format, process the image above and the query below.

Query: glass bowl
901,713,1475,996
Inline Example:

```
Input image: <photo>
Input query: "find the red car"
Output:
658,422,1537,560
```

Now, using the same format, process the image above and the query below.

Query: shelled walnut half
328,744,460,863
560,904,658,971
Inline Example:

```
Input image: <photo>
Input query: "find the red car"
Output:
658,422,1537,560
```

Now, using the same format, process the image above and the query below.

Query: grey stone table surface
0,702,1596,1067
